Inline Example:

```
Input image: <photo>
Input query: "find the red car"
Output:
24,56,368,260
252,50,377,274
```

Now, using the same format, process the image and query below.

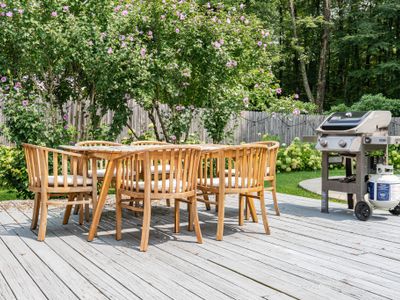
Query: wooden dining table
60,144,228,241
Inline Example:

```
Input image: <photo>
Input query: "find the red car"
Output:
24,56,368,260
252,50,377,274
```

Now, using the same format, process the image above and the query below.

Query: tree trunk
315,0,331,112
289,0,315,103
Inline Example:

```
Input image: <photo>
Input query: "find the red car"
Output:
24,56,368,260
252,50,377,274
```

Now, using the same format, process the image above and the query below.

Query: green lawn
0,189,17,201
275,169,344,200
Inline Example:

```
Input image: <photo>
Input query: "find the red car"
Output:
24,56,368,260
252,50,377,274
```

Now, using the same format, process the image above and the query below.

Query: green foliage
0,146,30,199
276,138,321,172
328,94,400,117
266,96,317,115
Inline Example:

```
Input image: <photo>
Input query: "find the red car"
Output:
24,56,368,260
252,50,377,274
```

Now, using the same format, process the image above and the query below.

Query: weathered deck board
1,193,400,300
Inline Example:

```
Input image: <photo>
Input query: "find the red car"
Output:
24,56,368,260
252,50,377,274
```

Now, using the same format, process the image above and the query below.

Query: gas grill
315,111,400,215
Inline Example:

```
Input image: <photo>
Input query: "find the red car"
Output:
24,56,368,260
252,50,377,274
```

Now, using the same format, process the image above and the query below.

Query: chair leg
190,196,203,244
245,198,250,221
216,193,225,241
139,195,151,252
174,200,180,233
239,194,244,226
85,197,90,222
73,204,80,215
31,193,40,230
187,202,193,232
166,199,171,207
37,193,49,241
247,196,258,223
63,194,75,225
115,191,122,240
258,190,271,235
271,180,280,216
203,193,211,210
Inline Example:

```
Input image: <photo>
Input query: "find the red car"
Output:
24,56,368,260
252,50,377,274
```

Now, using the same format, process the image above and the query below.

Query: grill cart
315,111,400,220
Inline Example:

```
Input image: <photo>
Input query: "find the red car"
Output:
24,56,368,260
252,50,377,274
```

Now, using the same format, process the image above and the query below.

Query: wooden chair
115,145,203,252
198,145,270,240
254,141,280,216
131,140,172,207
130,140,169,146
22,143,97,241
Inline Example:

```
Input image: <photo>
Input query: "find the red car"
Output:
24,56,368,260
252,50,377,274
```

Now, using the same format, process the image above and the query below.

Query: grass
0,169,344,201
0,189,17,201
275,169,344,200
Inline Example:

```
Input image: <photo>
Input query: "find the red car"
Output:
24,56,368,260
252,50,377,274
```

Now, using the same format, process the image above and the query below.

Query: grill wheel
355,201,372,221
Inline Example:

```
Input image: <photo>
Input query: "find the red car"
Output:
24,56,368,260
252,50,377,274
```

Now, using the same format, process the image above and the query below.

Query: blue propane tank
368,164,400,209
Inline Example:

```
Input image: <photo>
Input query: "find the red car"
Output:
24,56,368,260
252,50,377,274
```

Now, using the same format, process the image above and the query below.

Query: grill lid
316,111,391,135
320,112,369,131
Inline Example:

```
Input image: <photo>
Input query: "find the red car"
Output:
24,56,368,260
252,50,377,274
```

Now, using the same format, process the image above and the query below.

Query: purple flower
6,11,12,17
226,60,237,68
4,85,9,90
121,42,127,48
0,76,6,83
120,35,126,41
212,41,221,49
63,6,69,12
176,105,184,111
0,3,6,8
14,82,22,90
170,135,177,141
179,13,186,20
294,93,299,99
63,114,68,121
121,10,128,16
257,41,263,47
64,125,69,130
240,16,245,21
51,11,57,17
293,108,301,115
18,9,24,15
107,47,113,54
147,31,153,38
114,5,121,12
22,100,28,106
175,28,180,33
140,48,146,58
276,88,282,95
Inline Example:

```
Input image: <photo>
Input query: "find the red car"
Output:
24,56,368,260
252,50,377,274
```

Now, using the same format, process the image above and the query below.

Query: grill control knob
319,139,328,147
338,139,347,148
365,137,371,144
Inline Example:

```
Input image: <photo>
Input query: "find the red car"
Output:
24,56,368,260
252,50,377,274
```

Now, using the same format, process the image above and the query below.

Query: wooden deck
1,193,400,300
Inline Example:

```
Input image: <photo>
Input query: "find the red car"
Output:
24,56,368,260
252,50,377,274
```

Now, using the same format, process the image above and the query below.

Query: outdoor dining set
22,140,279,252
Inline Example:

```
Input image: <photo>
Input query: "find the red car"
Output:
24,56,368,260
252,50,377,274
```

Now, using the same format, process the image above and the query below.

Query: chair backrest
22,143,90,189
76,141,122,146
198,145,269,191
253,141,280,178
117,145,201,196
130,140,169,146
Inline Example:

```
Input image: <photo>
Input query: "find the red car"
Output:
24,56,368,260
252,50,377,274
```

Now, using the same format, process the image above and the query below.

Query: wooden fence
1,103,400,145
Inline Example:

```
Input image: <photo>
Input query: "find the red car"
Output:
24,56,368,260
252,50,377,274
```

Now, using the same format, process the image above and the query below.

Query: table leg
88,159,116,241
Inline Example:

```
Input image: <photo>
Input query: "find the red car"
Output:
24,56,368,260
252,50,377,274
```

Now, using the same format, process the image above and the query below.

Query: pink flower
63,6,69,12
293,108,301,115
240,4,245,9
0,76,6,83
64,125,69,130
63,114,68,120
175,105,184,111
179,13,186,20
121,10,128,16
276,88,282,95
160,14,166,20
240,16,245,21
51,11,57,17
243,97,249,107
257,41,263,47
114,5,121,12
121,42,127,48
175,28,180,33
18,9,24,15
140,48,146,58
170,135,177,141
120,35,126,41
14,82,22,90
22,100,28,106
226,60,237,68
294,93,299,99
107,47,113,54
212,41,221,49
6,11,12,17
0,3,6,8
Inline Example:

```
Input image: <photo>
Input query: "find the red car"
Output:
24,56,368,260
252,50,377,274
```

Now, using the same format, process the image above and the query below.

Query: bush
329,94,400,117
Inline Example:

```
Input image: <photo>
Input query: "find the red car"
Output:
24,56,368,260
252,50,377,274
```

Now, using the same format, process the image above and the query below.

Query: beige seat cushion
88,168,117,178
150,165,171,174
123,179,190,193
225,167,271,176
48,175,93,186
198,177,258,188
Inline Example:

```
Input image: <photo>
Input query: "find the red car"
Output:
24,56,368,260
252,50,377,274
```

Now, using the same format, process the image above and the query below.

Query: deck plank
2,193,400,300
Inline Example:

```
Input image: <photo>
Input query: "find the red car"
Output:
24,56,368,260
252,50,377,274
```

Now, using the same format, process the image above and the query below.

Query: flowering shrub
276,138,322,172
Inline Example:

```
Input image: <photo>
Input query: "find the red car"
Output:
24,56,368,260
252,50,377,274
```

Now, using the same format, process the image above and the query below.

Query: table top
59,143,229,155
